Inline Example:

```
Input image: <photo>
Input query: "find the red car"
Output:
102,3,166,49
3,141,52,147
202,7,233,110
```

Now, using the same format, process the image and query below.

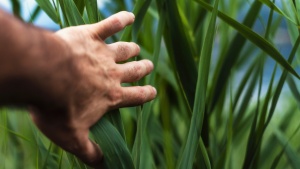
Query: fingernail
129,12,135,19
146,60,154,70
152,87,157,96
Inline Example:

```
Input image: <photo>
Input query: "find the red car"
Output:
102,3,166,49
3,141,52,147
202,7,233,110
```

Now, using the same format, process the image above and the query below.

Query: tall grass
1,0,300,168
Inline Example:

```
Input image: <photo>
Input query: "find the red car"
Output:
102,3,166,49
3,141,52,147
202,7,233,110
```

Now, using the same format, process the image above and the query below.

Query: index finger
90,11,135,40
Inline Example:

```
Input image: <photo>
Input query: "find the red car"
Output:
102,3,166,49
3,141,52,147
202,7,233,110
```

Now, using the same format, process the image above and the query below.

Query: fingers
108,42,140,62
119,60,154,83
117,85,157,108
90,11,135,40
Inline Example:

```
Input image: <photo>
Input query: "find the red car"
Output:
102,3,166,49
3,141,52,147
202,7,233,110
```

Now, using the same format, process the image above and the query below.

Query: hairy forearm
0,10,72,108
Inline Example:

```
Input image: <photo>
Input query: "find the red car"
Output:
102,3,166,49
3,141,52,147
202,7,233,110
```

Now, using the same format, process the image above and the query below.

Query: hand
29,11,156,167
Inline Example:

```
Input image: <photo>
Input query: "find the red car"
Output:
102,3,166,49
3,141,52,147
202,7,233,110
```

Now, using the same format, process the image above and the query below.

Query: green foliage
1,0,300,168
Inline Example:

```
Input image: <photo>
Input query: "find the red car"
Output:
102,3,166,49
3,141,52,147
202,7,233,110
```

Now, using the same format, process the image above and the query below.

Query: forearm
0,10,72,108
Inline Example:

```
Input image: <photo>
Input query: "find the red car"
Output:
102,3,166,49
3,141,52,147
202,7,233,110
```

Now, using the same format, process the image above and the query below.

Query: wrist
0,13,74,109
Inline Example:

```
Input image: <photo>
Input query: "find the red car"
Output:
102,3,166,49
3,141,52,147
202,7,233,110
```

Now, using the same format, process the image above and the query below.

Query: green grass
1,0,300,168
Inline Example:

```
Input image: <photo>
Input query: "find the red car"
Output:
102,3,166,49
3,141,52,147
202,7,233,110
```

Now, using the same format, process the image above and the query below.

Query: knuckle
107,67,121,79
107,88,123,108
111,17,124,30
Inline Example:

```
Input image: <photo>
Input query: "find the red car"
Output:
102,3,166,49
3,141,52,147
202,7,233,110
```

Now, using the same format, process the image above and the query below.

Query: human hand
29,11,156,168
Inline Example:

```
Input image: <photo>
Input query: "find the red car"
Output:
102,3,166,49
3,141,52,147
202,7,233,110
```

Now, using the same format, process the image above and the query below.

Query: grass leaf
59,0,85,26
35,0,59,23
195,0,300,79
177,0,219,168
84,0,99,23
91,117,135,169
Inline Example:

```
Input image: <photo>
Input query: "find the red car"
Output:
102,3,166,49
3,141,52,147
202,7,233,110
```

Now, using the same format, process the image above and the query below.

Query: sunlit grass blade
287,75,300,102
199,137,211,169
232,57,259,111
177,0,219,168
233,66,259,127
28,6,42,23
266,35,300,125
270,114,300,169
131,0,152,42
274,129,300,169
196,0,300,79
243,63,277,169
84,0,99,23
59,0,85,26
259,0,298,25
208,0,262,113
35,0,59,23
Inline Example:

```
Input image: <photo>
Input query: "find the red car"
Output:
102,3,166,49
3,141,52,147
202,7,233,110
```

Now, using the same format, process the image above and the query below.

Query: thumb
71,137,103,168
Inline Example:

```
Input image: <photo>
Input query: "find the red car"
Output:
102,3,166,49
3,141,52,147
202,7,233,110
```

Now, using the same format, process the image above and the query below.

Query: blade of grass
74,0,85,15
196,0,300,98
274,129,300,169
11,0,22,20
59,0,85,26
157,0,197,108
259,0,298,25
84,0,99,23
199,137,211,169
243,63,277,169
132,0,152,42
35,0,59,23
28,6,42,23
91,117,135,169
265,34,300,126
207,0,262,115
132,12,165,169
286,75,300,103
233,56,260,111
177,0,219,168
270,110,300,169
105,110,126,140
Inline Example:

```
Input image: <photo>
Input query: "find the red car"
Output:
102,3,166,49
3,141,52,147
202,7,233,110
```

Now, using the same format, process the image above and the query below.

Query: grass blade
84,0,99,23
35,0,59,23
208,0,262,114
287,75,300,103
259,0,298,25
177,0,219,168
266,35,300,125
132,10,165,169
74,0,85,15
158,0,197,108
91,117,135,169
59,0,85,26
195,0,300,79
132,0,152,42
274,129,300,169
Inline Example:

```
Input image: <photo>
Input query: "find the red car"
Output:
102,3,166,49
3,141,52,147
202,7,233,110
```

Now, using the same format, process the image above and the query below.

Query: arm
0,10,156,167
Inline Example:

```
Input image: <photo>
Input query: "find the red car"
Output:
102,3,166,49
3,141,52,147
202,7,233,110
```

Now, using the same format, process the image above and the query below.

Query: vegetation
1,0,300,168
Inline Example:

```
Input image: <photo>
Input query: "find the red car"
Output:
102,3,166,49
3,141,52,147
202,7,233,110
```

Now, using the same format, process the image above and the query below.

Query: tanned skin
0,10,156,168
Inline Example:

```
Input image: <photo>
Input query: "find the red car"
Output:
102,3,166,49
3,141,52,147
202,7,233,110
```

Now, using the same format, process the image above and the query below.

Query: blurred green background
1,0,300,169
